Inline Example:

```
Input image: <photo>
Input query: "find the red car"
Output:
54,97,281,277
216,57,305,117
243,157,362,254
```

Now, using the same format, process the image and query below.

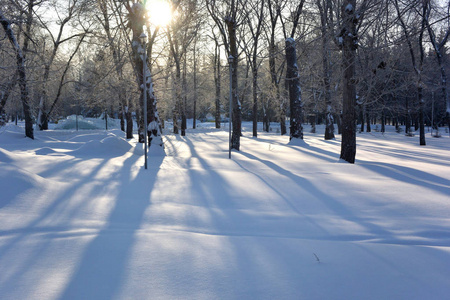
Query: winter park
1,0,450,299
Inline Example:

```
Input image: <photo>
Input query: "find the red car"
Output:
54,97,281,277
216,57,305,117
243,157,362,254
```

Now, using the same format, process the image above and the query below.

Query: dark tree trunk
252,65,258,137
226,16,241,151
181,56,187,136
325,112,335,139
366,111,371,132
214,44,221,129
419,86,426,145
285,38,303,140
280,110,287,135
339,0,357,163
126,107,133,139
405,98,410,135
359,107,364,132
193,43,197,129
120,104,125,132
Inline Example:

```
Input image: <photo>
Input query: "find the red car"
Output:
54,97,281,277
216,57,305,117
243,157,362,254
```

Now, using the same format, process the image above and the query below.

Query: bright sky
145,0,173,27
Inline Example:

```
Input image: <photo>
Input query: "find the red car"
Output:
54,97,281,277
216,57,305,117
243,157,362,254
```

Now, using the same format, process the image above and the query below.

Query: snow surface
0,120,450,300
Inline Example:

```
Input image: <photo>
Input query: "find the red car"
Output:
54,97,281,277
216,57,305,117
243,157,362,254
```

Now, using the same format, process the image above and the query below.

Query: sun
146,0,172,27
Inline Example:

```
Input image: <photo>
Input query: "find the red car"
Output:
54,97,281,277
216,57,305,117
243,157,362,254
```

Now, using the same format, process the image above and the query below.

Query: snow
1,120,450,299
345,4,354,13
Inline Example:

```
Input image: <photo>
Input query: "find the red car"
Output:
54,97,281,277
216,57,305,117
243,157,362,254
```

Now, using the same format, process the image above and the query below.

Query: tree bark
126,2,163,149
339,0,357,163
1,12,33,139
226,15,241,151
285,38,303,140
214,43,221,129
317,0,335,140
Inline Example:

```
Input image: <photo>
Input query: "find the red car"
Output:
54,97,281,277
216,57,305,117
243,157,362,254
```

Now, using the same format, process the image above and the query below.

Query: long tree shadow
57,153,164,299
0,152,149,299
358,161,450,197
244,135,339,163
183,137,234,209
236,151,394,241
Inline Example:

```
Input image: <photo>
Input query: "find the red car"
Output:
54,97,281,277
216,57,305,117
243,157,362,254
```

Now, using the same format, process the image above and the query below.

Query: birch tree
0,10,34,139
123,0,164,151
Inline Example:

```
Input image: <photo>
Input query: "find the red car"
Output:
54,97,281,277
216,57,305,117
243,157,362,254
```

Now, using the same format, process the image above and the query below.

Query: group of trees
1,0,449,163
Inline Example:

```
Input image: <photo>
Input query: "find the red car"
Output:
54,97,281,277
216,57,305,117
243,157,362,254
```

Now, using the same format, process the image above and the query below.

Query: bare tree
166,0,198,136
206,0,247,151
1,10,33,138
97,0,134,138
280,0,306,141
393,0,427,145
267,0,286,134
425,0,450,135
240,0,265,137
123,1,164,150
317,0,335,140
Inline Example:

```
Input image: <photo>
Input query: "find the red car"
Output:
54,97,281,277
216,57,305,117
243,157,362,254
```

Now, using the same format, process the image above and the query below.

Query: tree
280,0,306,141
0,10,33,139
30,0,92,130
393,0,427,145
425,0,450,135
166,0,198,136
266,0,286,134
123,1,164,151
241,0,265,137
338,0,358,163
97,0,134,139
206,0,246,151
317,0,335,140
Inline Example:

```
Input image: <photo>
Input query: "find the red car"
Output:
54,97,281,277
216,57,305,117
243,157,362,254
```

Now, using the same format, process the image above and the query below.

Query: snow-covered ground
0,119,449,300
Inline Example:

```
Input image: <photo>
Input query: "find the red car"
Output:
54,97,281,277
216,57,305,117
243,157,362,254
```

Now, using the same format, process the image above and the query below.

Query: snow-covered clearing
0,121,449,299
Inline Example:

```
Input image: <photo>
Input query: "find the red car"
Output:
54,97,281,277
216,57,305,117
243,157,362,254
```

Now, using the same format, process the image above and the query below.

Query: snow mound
35,147,58,155
71,135,132,157
0,124,27,141
0,148,14,163
0,163,44,208
67,132,114,143
288,137,309,147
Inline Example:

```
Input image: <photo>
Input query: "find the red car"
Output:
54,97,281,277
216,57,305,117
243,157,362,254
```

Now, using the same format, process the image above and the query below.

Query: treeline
1,0,449,162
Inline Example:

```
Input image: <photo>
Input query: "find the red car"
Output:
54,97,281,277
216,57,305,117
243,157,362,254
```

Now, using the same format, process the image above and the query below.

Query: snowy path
0,124,449,299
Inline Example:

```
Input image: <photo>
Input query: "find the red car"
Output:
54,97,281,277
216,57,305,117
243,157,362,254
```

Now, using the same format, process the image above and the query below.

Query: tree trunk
1,12,34,139
418,86,426,145
252,62,258,137
126,106,133,139
285,38,303,140
127,3,163,149
317,0,335,140
226,16,241,151
405,98,410,135
339,0,357,163
366,111,371,132
214,44,221,129
193,43,197,129
181,56,187,136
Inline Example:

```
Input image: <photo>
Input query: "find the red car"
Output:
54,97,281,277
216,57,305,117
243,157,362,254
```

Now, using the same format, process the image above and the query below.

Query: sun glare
146,0,172,27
